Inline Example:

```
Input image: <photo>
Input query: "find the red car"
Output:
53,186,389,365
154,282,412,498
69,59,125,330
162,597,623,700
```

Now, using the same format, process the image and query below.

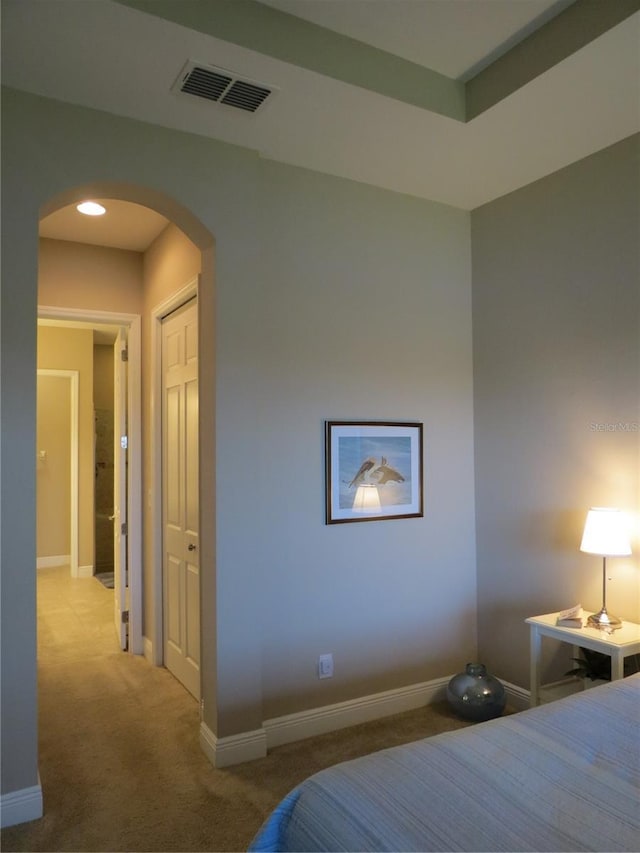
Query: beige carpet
2,567,476,852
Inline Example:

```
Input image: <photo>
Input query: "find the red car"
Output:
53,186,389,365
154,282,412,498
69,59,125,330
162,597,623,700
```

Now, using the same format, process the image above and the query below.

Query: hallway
5,567,256,851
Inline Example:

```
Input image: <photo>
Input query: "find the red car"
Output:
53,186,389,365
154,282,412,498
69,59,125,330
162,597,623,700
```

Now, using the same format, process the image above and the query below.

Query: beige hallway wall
39,239,143,313
37,327,93,572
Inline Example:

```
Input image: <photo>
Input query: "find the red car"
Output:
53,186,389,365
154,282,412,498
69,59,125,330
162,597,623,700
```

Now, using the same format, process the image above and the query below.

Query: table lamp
580,507,631,629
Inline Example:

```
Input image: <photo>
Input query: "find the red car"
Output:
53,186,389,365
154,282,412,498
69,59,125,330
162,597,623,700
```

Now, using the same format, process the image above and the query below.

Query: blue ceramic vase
447,663,506,722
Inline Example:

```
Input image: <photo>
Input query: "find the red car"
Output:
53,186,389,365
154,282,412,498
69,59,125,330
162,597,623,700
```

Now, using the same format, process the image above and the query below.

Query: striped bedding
249,674,639,852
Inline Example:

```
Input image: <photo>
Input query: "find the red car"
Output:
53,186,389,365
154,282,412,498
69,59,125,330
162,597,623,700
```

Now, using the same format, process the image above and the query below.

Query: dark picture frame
325,421,423,524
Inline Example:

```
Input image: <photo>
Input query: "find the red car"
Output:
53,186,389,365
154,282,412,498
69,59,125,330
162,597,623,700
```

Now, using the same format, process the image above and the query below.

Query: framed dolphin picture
325,421,423,524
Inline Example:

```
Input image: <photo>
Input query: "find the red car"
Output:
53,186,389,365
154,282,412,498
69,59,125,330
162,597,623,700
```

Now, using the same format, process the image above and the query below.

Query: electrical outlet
318,653,334,679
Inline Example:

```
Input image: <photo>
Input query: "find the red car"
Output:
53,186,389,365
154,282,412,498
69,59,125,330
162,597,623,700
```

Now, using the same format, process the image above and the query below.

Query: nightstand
525,612,640,707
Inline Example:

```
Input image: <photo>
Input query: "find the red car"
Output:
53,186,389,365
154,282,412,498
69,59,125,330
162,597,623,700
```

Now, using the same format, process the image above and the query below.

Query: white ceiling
260,0,574,79
2,0,639,249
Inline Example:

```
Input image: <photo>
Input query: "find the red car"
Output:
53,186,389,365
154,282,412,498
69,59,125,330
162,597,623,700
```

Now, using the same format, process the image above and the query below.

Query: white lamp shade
580,507,632,556
352,484,381,512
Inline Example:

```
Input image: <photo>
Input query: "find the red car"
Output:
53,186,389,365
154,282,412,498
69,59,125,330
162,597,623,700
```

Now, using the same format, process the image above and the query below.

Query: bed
250,674,639,852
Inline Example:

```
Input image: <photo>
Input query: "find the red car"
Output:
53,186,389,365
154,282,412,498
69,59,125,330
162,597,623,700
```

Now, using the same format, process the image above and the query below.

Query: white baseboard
198,674,530,770
143,636,164,666
36,555,70,569
0,781,43,828
77,564,94,578
264,676,450,749
199,722,267,768
143,636,154,664
502,679,530,712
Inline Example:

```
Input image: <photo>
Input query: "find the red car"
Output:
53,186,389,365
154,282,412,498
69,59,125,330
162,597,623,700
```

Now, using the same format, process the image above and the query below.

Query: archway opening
35,182,217,814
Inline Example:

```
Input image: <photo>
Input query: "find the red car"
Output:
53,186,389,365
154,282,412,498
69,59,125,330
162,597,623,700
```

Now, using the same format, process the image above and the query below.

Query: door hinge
122,610,129,624
121,522,128,535
120,435,128,449
121,348,128,362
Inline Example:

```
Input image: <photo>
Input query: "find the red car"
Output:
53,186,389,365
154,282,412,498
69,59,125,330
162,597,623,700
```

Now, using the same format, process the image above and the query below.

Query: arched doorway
35,183,216,804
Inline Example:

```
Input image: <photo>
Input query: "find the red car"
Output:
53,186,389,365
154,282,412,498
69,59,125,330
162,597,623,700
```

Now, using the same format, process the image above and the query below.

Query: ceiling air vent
173,62,274,114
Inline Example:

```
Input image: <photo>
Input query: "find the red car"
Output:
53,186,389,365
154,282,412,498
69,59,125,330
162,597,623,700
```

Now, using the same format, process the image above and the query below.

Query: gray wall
256,163,476,717
1,87,476,795
472,134,640,686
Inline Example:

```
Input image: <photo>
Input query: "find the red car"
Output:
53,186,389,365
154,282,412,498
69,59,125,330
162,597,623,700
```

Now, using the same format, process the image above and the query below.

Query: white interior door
113,327,128,649
162,298,200,699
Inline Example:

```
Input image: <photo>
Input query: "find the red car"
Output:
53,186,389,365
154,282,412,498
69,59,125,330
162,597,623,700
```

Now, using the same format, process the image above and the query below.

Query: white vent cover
173,61,274,113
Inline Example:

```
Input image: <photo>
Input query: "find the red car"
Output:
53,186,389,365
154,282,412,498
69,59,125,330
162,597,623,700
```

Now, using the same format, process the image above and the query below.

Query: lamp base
587,608,622,630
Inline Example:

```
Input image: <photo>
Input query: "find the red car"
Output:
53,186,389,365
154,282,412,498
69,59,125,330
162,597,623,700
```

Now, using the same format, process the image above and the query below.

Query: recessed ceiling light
76,201,106,216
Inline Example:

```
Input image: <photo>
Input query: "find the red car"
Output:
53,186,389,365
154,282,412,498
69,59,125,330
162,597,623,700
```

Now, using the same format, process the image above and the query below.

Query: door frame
150,277,199,666
38,305,143,655
36,369,79,577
